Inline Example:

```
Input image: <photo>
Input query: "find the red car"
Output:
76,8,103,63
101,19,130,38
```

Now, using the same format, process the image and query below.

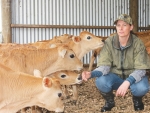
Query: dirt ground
18,66,150,113
62,79,150,113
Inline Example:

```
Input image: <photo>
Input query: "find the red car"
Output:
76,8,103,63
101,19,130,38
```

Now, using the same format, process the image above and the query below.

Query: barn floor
62,79,150,113
18,66,150,113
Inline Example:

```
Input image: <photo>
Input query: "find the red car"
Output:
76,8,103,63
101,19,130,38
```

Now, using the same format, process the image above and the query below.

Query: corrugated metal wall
11,0,150,64
139,0,150,31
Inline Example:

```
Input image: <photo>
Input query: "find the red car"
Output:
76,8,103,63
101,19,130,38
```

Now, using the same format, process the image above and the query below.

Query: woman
82,14,150,112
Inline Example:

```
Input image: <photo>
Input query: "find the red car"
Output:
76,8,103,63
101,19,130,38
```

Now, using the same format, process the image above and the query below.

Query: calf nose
58,93,62,97
78,74,82,80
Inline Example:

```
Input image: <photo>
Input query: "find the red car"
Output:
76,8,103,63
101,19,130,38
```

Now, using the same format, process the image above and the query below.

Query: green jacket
97,33,150,79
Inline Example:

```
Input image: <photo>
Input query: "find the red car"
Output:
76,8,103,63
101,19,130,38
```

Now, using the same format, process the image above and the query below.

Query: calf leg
62,85,79,105
72,85,78,104
21,108,26,113
62,85,70,99
31,106,37,113
88,48,101,71
88,52,96,71
35,106,43,113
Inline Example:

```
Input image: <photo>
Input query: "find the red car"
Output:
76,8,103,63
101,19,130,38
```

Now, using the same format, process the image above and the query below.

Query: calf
39,34,73,43
29,31,105,59
29,37,62,49
48,34,73,43
29,34,73,49
0,43,83,112
55,31,105,59
134,30,150,46
0,63,64,113
0,44,83,76
0,43,84,113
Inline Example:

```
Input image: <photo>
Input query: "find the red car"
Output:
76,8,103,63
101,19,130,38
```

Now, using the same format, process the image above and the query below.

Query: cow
0,31,104,108
14,31,104,104
0,44,83,76
29,31,105,59
29,39,62,49
88,30,150,71
58,31,105,59
39,34,73,43
0,43,83,113
28,34,73,49
0,63,64,113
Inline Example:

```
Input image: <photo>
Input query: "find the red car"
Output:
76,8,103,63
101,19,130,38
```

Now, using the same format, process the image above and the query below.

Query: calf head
70,31,105,59
49,70,82,85
34,69,82,85
39,77,64,112
78,31,104,49
56,45,83,71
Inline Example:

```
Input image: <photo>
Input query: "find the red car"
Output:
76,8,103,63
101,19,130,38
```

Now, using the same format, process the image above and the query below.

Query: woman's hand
82,71,91,81
116,81,130,97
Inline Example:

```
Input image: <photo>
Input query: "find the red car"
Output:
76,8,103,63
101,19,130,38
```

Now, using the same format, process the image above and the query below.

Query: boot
100,91,115,112
132,96,144,111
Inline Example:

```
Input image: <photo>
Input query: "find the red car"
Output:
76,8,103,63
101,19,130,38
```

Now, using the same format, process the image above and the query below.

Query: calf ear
68,35,74,39
49,44,57,48
72,36,81,44
34,69,42,78
58,48,67,58
43,77,52,89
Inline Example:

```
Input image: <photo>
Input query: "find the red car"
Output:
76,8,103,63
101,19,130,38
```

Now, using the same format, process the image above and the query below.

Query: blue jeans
94,73,149,96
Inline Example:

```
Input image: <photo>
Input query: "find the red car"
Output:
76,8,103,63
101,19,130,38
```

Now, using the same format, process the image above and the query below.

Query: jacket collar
112,33,133,49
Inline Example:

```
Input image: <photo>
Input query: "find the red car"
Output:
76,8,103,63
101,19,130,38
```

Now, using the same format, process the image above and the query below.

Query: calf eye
70,54,74,58
87,36,91,40
102,40,105,42
58,93,62,97
61,74,66,78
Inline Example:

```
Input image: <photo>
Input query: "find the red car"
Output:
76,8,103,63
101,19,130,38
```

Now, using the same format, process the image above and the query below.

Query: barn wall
139,0,150,31
11,0,149,64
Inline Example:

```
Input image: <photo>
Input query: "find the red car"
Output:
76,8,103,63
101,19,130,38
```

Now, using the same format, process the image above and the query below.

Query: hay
62,78,150,113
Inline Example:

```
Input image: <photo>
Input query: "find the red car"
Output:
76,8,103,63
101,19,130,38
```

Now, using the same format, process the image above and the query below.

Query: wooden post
129,0,138,32
1,0,11,43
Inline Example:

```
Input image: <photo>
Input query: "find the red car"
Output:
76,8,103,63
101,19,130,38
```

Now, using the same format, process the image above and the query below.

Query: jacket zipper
121,49,125,79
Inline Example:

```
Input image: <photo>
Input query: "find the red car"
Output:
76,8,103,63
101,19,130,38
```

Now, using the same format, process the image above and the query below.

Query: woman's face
116,20,133,38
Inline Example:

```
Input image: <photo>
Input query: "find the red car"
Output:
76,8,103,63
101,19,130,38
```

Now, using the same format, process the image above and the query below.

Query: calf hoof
61,95,70,100
55,112,64,113
66,95,70,99
32,110,36,113
72,100,77,105
36,107,43,113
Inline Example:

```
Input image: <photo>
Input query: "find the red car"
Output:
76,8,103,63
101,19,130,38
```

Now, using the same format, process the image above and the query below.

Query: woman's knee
132,87,149,96
95,76,111,92
130,82,149,96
